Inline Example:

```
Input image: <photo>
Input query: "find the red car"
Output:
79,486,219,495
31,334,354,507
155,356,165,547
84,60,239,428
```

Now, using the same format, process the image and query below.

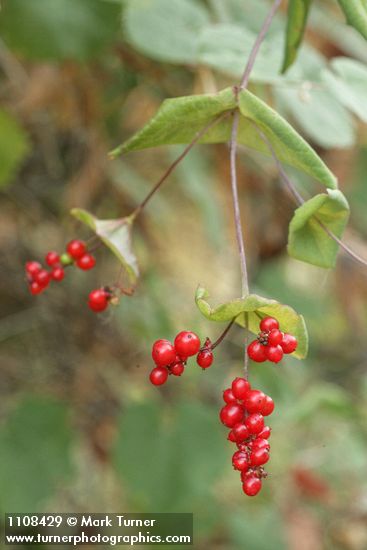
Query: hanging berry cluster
247,316,298,363
149,331,215,385
220,377,274,496
25,239,117,313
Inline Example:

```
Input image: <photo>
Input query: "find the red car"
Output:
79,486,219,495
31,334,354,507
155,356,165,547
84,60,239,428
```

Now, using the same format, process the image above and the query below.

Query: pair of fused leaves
283,0,367,72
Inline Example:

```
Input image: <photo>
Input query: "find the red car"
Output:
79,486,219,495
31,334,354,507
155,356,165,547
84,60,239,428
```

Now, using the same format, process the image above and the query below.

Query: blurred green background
1,0,367,548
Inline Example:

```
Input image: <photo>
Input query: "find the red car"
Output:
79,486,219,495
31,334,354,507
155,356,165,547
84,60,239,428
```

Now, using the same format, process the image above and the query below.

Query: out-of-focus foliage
0,1,367,549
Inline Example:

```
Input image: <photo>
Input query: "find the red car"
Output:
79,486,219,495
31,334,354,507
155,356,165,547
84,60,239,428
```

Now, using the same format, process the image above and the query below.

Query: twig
210,318,236,350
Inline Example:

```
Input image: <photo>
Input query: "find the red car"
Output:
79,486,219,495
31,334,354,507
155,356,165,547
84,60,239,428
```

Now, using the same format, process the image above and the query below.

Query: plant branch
130,111,230,219
210,318,236,351
239,0,283,90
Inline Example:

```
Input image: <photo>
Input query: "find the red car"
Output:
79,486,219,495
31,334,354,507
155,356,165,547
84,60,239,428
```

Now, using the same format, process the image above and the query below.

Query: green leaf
0,0,121,61
238,89,338,187
71,208,139,284
195,286,308,359
111,86,337,188
282,0,313,73
0,397,73,512
322,57,367,123
0,110,30,187
124,0,210,64
337,0,367,40
288,189,350,268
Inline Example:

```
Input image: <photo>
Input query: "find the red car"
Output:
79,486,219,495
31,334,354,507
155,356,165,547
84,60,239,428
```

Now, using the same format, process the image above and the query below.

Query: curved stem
210,318,236,350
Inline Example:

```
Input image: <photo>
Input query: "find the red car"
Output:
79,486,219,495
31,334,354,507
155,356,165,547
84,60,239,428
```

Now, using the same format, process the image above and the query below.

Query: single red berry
45,251,60,266
281,333,298,354
245,413,265,435
266,345,284,363
227,430,237,443
149,366,168,386
247,341,267,363
261,395,275,416
152,339,176,367
196,350,213,369
237,442,248,451
259,426,271,439
231,377,251,400
259,316,279,332
268,329,283,346
244,390,266,414
232,422,250,442
170,362,185,376
242,476,262,496
76,253,96,271
219,403,244,428
25,261,42,277
250,448,270,467
51,267,65,281
66,239,86,259
174,331,201,357
232,451,250,471
223,388,237,404
252,438,270,451
29,281,43,295
88,289,109,312
34,269,50,288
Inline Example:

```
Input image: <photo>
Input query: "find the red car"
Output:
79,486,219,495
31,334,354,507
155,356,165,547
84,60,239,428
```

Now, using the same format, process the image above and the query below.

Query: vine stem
130,112,230,219
210,318,236,350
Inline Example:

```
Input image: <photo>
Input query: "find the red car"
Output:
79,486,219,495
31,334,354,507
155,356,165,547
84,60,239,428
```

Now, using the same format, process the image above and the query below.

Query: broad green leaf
0,110,30,187
282,0,313,73
0,397,73,512
322,57,367,123
71,208,139,284
288,189,350,268
238,89,338,187
337,0,367,40
111,86,337,188
0,0,121,61
275,86,356,149
124,0,210,64
195,286,308,359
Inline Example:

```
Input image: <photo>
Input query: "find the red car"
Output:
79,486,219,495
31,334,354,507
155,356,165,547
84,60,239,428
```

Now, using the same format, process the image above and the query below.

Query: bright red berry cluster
247,316,298,363
220,377,274,497
150,331,213,385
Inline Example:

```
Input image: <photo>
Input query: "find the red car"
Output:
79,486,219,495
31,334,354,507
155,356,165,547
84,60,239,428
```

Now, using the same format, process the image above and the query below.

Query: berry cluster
247,316,298,364
150,331,214,385
25,239,116,313
220,377,274,497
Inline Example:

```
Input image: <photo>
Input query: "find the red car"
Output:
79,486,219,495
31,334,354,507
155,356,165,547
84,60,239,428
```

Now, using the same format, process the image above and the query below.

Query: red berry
261,395,275,416
260,316,279,332
252,438,270,451
34,269,50,288
244,390,266,414
268,329,283,346
219,404,244,428
281,333,298,354
259,426,271,439
174,331,201,357
245,413,265,435
237,442,248,451
232,422,250,442
51,267,65,281
152,339,176,367
45,251,60,266
25,261,42,277
76,253,96,271
223,388,237,404
232,451,250,471
227,430,237,443
170,362,185,376
88,289,109,312
266,345,283,363
242,476,262,496
196,350,213,369
150,366,168,386
66,239,86,259
250,448,270,467
247,341,267,362
29,281,43,295
231,377,251,400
